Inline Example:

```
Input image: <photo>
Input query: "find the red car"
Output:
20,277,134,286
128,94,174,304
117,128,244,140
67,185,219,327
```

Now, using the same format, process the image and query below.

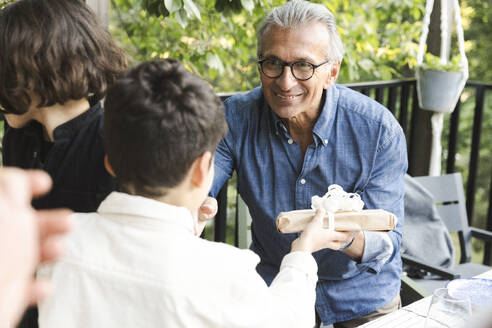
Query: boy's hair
104,60,228,197
0,0,127,114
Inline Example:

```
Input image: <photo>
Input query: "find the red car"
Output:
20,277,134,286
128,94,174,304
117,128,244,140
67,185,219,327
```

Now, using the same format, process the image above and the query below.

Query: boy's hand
194,197,217,236
291,209,354,253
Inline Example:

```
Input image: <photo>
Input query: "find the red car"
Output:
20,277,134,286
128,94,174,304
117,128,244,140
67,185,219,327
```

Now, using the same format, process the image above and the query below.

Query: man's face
259,22,339,120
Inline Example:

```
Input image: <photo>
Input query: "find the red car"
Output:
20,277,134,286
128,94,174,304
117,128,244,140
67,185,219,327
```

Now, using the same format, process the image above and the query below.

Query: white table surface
357,269,492,328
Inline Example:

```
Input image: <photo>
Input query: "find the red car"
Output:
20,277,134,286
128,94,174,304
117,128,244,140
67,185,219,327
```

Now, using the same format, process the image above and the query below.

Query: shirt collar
312,85,339,147
52,101,101,140
261,94,284,136
97,191,195,234
265,85,340,146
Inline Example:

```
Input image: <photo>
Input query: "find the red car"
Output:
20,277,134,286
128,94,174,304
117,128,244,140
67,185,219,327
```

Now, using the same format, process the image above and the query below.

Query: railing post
375,88,384,104
215,181,228,242
485,169,492,265
398,83,410,138
407,88,433,177
386,86,398,116
465,86,485,226
446,100,461,174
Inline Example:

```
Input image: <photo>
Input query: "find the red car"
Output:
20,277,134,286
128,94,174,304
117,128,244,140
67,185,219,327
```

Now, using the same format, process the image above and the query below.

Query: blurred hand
194,197,217,236
291,209,354,253
0,168,72,325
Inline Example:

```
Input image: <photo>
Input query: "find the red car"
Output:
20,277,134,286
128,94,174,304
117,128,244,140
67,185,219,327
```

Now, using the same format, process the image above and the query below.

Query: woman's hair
0,0,127,114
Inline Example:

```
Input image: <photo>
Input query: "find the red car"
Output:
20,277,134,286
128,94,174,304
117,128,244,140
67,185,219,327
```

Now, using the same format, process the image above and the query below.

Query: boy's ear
104,155,116,177
191,151,212,188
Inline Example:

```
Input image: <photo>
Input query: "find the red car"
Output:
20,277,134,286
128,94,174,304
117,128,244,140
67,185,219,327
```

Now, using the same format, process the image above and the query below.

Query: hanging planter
416,0,468,113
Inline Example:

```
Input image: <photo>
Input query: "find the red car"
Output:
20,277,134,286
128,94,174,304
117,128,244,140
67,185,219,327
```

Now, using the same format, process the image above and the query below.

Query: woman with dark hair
0,0,127,326
0,0,127,212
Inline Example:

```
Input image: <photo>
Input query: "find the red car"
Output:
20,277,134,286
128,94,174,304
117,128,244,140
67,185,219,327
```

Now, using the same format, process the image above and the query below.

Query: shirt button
324,139,328,145
288,139,294,144
300,179,306,185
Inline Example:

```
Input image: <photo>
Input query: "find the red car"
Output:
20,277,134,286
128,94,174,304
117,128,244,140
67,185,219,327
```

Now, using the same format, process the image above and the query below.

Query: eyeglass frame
257,57,332,81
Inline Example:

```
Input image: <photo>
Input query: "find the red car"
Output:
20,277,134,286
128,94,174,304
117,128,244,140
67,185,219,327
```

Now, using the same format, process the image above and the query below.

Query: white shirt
38,192,318,328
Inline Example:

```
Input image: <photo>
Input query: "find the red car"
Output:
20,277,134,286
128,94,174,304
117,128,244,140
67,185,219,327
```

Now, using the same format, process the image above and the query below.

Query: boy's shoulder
61,211,111,258
197,237,260,265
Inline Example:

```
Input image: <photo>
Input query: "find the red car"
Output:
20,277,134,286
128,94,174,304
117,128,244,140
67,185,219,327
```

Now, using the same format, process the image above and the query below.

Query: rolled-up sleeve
357,125,407,273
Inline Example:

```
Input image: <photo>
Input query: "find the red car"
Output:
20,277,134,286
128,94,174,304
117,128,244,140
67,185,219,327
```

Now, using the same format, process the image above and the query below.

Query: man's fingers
198,197,217,221
313,208,326,222
200,204,214,215
329,231,354,243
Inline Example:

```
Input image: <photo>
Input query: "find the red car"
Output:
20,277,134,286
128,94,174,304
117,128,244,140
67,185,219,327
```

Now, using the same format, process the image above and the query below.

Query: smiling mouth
275,92,302,99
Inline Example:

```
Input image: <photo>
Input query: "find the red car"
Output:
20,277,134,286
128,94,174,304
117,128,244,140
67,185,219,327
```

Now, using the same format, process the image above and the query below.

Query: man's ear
191,151,212,188
104,155,116,177
323,61,341,89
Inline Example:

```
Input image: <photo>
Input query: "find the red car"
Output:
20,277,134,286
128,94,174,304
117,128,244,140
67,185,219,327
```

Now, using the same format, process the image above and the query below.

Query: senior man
205,1,407,326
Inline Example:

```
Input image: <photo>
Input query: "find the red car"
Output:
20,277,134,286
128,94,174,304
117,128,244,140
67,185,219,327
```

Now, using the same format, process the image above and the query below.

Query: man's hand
0,168,72,325
291,209,354,253
194,197,218,236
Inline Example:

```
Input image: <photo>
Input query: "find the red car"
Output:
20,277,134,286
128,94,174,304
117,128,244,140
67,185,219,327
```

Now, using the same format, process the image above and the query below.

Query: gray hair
257,0,344,62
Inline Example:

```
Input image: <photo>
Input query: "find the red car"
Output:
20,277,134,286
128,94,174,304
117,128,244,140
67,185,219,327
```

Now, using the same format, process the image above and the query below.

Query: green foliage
330,0,425,82
110,0,427,91
461,0,492,82
420,53,463,72
110,0,279,92
140,0,201,27
0,0,15,9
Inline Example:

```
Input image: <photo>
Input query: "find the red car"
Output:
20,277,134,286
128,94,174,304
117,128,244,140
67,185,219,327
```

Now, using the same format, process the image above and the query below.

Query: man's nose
275,66,297,90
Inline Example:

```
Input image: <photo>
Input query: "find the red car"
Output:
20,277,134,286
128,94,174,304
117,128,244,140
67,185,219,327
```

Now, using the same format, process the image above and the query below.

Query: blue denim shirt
210,85,408,324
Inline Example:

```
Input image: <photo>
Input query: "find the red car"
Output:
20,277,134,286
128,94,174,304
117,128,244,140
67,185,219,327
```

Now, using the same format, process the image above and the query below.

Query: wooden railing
210,79,492,265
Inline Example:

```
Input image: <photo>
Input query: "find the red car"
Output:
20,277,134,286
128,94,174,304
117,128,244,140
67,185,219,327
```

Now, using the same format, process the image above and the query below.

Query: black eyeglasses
257,58,331,81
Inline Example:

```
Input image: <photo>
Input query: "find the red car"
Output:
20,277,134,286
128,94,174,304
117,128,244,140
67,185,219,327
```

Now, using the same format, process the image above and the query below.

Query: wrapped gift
276,209,397,233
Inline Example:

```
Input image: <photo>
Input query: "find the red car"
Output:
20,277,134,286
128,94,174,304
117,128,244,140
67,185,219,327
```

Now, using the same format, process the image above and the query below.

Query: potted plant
415,0,468,113
416,53,468,113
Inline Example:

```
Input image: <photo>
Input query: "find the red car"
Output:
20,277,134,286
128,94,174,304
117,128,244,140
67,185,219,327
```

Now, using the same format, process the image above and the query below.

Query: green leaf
164,0,182,13
358,58,374,72
206,52,225,74
175,8,188,27
183,0,201,20
240,0,254,13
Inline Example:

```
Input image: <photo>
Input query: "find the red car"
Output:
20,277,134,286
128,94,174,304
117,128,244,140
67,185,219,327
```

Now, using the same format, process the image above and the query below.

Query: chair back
413,173,472,263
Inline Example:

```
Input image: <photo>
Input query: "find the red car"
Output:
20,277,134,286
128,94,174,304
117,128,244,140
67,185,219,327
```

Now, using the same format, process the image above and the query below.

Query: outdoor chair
401,173,492,294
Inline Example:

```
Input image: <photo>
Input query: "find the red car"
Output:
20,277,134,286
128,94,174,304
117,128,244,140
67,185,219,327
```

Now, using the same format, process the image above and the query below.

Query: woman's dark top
2,101,116,212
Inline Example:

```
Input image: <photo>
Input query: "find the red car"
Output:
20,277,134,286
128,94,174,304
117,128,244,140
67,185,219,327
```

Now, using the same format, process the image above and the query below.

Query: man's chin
270,106,302,120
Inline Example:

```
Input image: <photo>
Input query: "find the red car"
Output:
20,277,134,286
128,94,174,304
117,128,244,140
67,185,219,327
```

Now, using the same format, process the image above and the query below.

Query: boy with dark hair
38,59,352,327
0,0,127,212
